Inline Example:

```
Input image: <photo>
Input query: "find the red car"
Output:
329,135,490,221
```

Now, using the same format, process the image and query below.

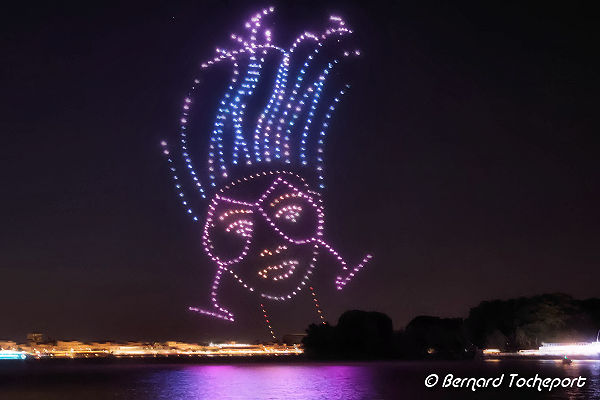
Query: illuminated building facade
536,341,600,357
2,340,301,359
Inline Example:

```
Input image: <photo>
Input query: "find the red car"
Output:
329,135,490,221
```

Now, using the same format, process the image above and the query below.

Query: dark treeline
302,293,600,360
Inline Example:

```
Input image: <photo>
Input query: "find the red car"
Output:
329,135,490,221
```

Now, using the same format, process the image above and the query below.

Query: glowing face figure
191,172,372,321
206,174,320,291
161,8,373,323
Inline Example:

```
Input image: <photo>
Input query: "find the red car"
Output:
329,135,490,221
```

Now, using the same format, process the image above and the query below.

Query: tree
302,310,394,359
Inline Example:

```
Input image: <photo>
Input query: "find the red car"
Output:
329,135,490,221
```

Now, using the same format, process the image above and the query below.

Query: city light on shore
0,350,27,360
483,340,600,359
0,339,302,360
519,341,600,357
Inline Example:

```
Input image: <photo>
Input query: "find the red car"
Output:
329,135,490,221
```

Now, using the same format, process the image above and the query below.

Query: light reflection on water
0,360,599,400
141,365,377,400
562,360,600,400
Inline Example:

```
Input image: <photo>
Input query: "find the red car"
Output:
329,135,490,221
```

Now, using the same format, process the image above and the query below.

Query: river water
1,359,599,399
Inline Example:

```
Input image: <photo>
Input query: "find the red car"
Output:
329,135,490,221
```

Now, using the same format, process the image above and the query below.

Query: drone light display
162,7,372,329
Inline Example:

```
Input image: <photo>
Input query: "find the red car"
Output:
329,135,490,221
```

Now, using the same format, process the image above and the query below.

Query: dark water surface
1,359,599,399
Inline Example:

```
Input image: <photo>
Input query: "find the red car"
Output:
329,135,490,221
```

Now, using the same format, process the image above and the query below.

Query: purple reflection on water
1,360,598,399
146,364,377,400
135,361,600,400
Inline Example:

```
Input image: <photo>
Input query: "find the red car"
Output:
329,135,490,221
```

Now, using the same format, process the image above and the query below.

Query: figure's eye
265,190,320,239
218,209,253,238
225,219,253,238
274,205,303,223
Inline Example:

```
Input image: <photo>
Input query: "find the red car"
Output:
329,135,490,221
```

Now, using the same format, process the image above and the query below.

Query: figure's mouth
258,260,298,281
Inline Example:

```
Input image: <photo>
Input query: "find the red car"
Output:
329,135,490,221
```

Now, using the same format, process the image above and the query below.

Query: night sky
1,1,598,343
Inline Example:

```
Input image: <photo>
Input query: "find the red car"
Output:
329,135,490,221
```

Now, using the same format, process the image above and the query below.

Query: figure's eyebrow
218,208,253,221
214,194,256,207
269,192,307,207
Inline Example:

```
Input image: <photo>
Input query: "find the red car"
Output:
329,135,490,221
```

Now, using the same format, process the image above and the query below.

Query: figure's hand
335,254,373,290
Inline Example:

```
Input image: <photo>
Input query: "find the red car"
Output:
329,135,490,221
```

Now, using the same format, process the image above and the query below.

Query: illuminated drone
161,7,372,328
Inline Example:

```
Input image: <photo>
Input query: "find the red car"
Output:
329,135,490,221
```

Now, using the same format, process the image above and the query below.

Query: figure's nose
259,244,289,258
252,217,286,254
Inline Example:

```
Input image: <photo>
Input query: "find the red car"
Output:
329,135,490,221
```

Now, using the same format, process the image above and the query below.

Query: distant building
0,341,17,350
1,337,303,358
27,333,44,344
282,333,306,345
537,341,600,356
